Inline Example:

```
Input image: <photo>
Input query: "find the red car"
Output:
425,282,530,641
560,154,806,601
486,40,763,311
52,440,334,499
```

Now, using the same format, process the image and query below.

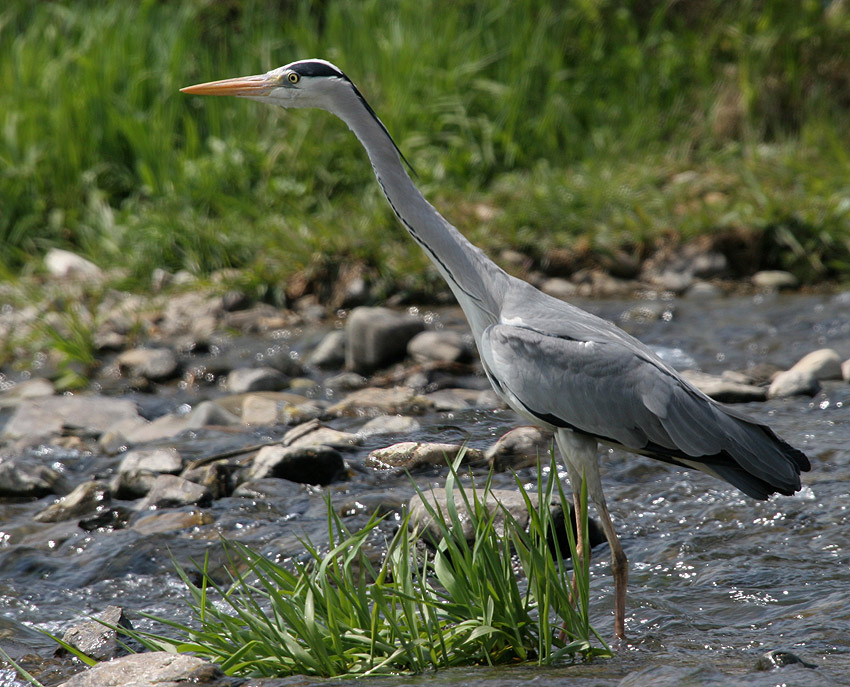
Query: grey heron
181,59,811,640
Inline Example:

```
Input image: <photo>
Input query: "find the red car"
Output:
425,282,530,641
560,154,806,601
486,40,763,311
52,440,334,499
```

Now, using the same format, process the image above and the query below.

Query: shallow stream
2,292,849,686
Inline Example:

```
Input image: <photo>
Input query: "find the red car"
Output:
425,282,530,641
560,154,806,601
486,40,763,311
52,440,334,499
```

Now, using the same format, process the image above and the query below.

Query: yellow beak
180,74,275,97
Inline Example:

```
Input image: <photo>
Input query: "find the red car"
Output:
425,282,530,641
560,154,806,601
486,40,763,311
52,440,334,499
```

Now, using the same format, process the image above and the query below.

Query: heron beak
180,73,276,97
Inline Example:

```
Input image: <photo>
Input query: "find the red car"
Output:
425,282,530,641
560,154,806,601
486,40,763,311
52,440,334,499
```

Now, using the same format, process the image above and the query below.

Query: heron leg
556,430,628,640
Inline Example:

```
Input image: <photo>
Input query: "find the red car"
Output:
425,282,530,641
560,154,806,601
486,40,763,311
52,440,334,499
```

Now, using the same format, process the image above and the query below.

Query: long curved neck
327,88,509,338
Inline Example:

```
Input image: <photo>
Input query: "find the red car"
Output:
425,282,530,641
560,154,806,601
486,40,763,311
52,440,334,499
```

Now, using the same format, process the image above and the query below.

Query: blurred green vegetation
1,0,849,299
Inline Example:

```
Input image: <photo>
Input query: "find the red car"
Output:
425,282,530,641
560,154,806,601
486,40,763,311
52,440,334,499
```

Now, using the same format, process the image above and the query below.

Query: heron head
180,59,350,110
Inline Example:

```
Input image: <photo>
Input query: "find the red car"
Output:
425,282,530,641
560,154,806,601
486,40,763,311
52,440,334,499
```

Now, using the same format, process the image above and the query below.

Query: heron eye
287,72,300,84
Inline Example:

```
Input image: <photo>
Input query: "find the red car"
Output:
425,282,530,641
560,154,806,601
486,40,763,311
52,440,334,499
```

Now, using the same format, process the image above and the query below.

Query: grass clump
124,457,609,677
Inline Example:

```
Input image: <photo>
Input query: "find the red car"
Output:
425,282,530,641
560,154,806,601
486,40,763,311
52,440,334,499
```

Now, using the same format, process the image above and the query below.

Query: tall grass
2,0,849,290
118,457,609,677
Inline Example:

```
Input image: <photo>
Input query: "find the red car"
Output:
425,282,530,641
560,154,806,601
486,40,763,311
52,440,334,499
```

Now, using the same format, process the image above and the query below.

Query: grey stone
324,371,368,392
540,277,578,301
182,461,235,499
357,415,422,437
56,605,133,661
843,358,850,382
423,388,481,411
684,280,723,299
35,480,110,523
366,441,485,470
137,474,213,510
486,426,555,471
58,651,222,687
752,270,798,290
0,378,54,409
308,329,347,368
327,386,432,417
768,369,821,399
225,366,289,393
121,413,191,444
44,248,104,282
285,425,362,450
115,448,183,498
680,369,767,403
789,348,843,381
2,395,143,441
186,400,240,428
0,456,70,497
407,330,471,364
245,444,346,485
116,347,179,381
345,306,425,373
131,509,215,535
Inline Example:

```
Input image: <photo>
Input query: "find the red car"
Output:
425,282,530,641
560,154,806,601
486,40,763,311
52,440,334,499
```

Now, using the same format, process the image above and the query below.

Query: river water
1,291,849,686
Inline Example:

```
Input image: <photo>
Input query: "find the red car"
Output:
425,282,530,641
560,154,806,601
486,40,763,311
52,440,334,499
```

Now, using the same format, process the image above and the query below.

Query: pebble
366,441,485,470
136,474,212,510
115,448,183,498
56,605,134,662
486,426,555,471
116,347,180,382
35,480,110,523
407,330,471,364
225,366,289,393
58,651,223,687
308,329,347,368
345,306,425,373
245,444,346,485
44,248,104,282
357,414,422,437
752,270,798,290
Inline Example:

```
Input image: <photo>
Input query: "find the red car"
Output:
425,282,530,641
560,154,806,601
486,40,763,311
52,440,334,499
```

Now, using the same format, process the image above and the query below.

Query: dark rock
345,306,425,373
0,456,70,497
487,426,555,471
55,605,134,661
755,649,817,671
366,442,485,470
137,474,213,510
79,507,132,533
245,444,346,485
35,480,110,523
57,651,224,687
225,367,289,393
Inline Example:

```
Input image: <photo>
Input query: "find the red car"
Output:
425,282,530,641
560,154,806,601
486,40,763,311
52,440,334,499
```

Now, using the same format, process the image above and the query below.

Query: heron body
182,60,811,640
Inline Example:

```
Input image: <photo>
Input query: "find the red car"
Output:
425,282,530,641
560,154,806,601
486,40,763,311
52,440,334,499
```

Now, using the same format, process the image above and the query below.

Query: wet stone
407,329,471,364
336,492,406,518
366,441,485,470
285,425,362,450
789,348,843,381
486,426,555,471
121,413,191,444
35,480,111,523
768,368,821,399
132,508,215,535
308,329,347,368
116,347,179,382
137,474,212,510
225,366,289,393
0,456,70,497
679,369,767,403
56,605,134,662
423,388,482,411
245,444,346,485
345,306,426,373
324,371,368,392
2,395,143,441
182,461,236,499
326,386,432,417
357,414,422,437
58,651,223,687
232,477,305,501
755,649,817,671
115,447,183,498
186,400,240,428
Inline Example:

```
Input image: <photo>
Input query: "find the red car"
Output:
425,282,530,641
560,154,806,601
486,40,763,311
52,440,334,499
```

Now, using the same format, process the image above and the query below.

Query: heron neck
334,96,509,337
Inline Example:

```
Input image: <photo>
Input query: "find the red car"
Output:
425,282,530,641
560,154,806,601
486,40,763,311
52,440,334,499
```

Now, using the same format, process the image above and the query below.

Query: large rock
767,348,842,399
245,444,346,485
366,442,485,470
788,348,843,381
345,306,425,373
2,395,143,441
308,329,347,368
58,651,223,687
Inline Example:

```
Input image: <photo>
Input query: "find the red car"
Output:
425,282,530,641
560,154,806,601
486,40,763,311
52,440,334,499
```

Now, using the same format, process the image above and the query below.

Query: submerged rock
755,649,817,671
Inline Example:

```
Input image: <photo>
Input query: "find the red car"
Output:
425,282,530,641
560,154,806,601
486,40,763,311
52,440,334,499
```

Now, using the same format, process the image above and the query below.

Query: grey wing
479,323,809,499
